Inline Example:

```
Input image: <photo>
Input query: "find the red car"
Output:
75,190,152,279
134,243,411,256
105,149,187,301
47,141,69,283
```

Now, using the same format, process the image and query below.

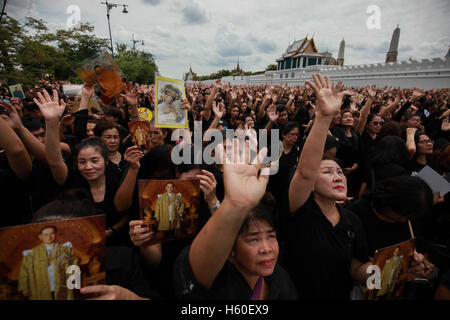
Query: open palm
220,140,269,210
306,74,343,118
33,89,66,121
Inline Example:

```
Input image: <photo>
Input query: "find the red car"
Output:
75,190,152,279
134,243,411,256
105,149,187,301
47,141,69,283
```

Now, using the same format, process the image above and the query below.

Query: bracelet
209,200,221,214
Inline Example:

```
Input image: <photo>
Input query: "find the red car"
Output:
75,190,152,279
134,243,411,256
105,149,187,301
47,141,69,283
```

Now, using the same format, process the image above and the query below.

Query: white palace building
193,26,450,89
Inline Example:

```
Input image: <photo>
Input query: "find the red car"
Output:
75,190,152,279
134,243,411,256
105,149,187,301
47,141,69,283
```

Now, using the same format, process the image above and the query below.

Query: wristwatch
209,200,221,214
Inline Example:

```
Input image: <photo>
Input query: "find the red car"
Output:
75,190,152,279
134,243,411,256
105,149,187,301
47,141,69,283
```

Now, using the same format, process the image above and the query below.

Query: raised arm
0,117,32,180
189,141,269,289
203,80,220,122
34,89,68,185
355,87,375,135
1,101,47,163
114,146,144,212
405,127,417,159
288,74,344,213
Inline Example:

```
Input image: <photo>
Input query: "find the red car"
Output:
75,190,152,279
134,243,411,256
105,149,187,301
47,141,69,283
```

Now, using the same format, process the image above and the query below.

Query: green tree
266,64,277,71
114,44,158,84
0,16,110,87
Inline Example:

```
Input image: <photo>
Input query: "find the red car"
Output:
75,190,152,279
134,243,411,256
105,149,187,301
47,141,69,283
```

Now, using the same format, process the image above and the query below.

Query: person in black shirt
268,122,300,205
348,176,437,288
284,74,372,300
33,89,144,247
174,142,297,300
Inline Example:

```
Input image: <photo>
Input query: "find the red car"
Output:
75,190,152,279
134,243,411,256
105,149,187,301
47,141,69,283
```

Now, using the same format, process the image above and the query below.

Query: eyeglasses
371,121,384,125
418,139,434,145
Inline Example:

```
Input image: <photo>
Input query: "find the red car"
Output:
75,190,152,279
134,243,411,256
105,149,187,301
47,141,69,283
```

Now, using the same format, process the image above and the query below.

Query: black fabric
363,163,409,192
62,167,131,247
173,245,298,300
281,193,369,300
268,145,299,205
348,196,429,256
0,151,31,227
106,246,160,299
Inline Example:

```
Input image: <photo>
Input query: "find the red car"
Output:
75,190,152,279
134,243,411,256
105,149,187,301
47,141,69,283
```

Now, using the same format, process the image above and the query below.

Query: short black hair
368,176,433,219
238,192,278,236
39,225,57,234
74,137,109,163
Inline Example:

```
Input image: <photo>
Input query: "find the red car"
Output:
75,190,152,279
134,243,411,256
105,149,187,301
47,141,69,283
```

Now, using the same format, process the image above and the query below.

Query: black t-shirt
348,196,429,256
268,146,299,204
173,245,298,300
333,126,360,168
281,194,369,300
62,168,131,247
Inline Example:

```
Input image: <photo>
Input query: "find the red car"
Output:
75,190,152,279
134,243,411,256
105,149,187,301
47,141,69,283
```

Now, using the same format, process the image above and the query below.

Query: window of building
285,73,289,78
280,61,285,70
286,58,292,69
308,58,317,66
291,73,295,78
318,58,322,65
302,58,307,68
280,74,283,79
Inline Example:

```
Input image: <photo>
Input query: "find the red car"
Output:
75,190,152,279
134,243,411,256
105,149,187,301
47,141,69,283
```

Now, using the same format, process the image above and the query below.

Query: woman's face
164,95,174,104
416,134,434,155
340,111,354,127
282,127,299,145
240,103,248,113
231,107,239,118
100,128,120,153
314,160,347,200
231,219,279,279
366,116,383,134
77,146,106,182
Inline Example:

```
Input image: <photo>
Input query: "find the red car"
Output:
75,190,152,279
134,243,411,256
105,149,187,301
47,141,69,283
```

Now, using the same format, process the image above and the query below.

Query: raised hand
124,145,144,169
0,101,23,130
212,100,225,119
305,74,344,118
266,104,279,122
181,98,191,110
120,83,139,107
82,83,96,98
129,220,154,247
219,139,269,210
197,170,218,209
33,89,66,122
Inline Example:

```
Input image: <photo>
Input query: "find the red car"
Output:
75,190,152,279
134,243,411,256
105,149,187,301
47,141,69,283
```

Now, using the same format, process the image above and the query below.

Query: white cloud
5,0,450,78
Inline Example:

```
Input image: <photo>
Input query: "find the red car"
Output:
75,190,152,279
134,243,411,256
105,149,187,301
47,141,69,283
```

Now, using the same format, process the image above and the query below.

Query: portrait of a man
18,226,79,300
377,247,404,297
155,182,185,238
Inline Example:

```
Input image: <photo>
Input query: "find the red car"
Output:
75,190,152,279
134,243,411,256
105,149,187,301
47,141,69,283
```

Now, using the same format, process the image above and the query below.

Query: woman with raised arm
33,89,144,246
173,141,298,300
283,74,372,300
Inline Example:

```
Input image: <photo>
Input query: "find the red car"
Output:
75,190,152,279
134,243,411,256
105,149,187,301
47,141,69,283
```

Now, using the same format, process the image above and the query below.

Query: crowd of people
0,73,449,300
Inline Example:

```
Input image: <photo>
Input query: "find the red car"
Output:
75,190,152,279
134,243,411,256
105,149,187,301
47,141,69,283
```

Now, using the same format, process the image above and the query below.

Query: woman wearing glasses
406,130,443,175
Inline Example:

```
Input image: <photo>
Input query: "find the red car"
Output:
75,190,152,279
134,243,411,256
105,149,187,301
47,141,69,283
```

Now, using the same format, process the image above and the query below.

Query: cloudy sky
6,0,450,80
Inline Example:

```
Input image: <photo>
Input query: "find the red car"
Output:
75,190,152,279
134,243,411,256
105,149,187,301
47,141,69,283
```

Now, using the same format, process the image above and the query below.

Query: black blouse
281,193,369,300
173,245,298,300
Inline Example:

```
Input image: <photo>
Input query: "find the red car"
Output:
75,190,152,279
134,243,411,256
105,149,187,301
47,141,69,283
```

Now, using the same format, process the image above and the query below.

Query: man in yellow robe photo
377,247,404,297
155,182,185,238
18,226,79,300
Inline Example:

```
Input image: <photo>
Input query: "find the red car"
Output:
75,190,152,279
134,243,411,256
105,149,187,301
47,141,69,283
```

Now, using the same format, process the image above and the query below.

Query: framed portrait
155,75,188,129
0,215,106,300
128,121,152,151
73,51,125,105
8,84,25,100
366,238,416,300
138,179,200,245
